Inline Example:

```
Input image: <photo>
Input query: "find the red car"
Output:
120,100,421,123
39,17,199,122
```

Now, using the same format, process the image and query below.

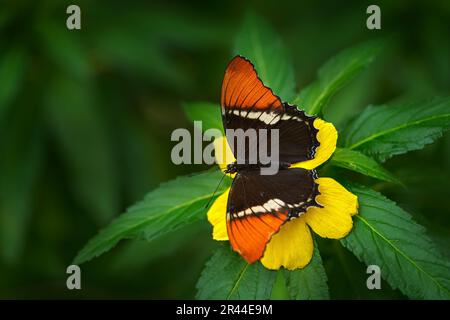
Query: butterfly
220,56,322,263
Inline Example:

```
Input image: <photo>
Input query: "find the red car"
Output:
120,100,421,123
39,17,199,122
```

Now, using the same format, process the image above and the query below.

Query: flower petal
213,136,236,174
261,216,313,270
207,188,230,241
304,178,358,239
290,118,337,170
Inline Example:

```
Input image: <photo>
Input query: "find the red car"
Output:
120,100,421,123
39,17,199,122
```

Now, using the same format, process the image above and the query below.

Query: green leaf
38,20,90,80
341,184,450,299
0,116,43,264
0,48,27,120
343,97,450,161
270,272,290,299
283,242,330,299
111,222,208,271
330,148,401,184
196,244,276,299
234,13,295,101
182,102,223,136
45,77,119,225
74,170,229,265
90,8,228,90
294,40,383,115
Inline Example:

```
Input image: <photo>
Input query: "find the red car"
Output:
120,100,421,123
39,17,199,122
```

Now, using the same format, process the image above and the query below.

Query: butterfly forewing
221,56,320,165
221,56,283,113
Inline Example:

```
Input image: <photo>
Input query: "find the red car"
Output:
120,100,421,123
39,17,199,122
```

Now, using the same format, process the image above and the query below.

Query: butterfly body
224,161,291,174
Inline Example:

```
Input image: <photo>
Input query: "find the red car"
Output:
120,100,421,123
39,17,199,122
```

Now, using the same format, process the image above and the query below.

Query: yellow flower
207,118,358,270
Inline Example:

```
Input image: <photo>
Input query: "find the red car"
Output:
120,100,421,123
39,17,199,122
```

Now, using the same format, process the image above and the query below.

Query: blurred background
0,0,449,299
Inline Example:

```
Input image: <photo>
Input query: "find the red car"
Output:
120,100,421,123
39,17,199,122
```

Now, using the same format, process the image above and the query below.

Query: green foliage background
0,0,449,299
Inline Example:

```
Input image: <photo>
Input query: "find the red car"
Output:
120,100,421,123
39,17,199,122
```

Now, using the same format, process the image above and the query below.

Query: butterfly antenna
204,173,227,209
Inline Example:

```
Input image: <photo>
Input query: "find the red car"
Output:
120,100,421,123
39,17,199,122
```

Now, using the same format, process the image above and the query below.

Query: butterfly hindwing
226,168,321,263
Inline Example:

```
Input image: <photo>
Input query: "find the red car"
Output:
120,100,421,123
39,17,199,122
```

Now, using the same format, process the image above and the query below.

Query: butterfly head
224,161,292,175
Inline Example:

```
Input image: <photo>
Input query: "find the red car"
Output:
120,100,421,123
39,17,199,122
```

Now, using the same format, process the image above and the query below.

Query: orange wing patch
221,56,283,111
227,211,288,263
